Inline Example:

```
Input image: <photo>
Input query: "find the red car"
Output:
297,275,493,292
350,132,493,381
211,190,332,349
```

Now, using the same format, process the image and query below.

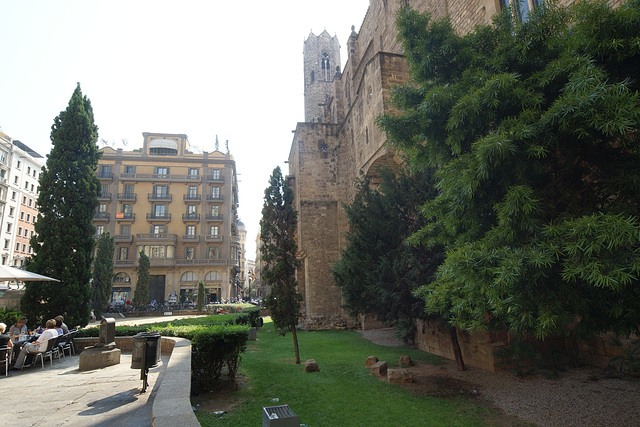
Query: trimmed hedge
76,312,258,389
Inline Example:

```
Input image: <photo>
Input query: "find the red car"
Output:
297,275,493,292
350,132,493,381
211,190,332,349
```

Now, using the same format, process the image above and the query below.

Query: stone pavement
0,314,204,427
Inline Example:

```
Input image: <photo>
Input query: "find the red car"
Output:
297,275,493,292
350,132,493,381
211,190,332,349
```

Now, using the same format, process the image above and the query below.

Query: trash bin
131,332,161,370
262,405,300,427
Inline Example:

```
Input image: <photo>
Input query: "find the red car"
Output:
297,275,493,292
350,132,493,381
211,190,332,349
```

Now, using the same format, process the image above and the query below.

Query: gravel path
360,328,640,426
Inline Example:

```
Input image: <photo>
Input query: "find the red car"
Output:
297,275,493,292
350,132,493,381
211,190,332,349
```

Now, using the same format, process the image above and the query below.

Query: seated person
55,315,69,334
0,322,12,362
13,319,58,369
9,317,28,340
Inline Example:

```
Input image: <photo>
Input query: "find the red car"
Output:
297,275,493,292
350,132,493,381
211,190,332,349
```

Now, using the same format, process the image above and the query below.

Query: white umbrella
0,265,60,282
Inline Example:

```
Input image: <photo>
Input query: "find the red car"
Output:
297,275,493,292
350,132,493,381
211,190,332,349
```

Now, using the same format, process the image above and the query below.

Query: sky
0,0,371,259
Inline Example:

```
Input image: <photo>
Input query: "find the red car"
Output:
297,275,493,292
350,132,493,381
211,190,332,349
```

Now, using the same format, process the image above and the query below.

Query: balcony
97,172,113,181
114,234,134,243
114,260,134,267
148,193,172,202
183,194,200,202
115,213,135,222
94,212,110,221
136,233,177,243
175,259,227,266
206,175,225,183
206,195,224,202
182,213,200,222
146,213,171,222
98,192,112,201
205,235,223,242
181,235,201,243
117,192,137,202
205,214,223,222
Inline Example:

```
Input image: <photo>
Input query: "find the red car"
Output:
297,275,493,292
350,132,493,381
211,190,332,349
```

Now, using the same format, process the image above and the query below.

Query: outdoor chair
0,346,11,376
56,333,70,359
63,330,77,356
32,335,61,369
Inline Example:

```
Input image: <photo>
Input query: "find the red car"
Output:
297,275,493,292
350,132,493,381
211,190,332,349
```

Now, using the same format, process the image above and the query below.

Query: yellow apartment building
94,132,240,305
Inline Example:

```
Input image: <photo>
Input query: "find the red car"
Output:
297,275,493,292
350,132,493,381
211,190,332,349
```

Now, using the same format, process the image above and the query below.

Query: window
96,225,104,235
180,271,197,282
3,240,8,249
120,224,131,235
24,228,29,237
11,191,15,201
118,247,129,260
121,204,133,215
153,185,169,198
186,205,197,218
141,245,174,259
0,152,5,164
22,196,26,204
28,199,32,207
186,225,196,236
205,271,221,281
17,227,22,236
209,225,219,236
6,223,11,233
99,165,111,177
26,214,30,222
8,207,14,217
188,186,198,198
28,245,32,254
33,170,37,177
124,165,135,174
153,205,167,217
321,52,331,81
98,204,108,214
501,0,542,20
185,247,196,259
210,169,221,180
151,225,167,234
101,184,110,197
21,244,26,252
16,160,21,169
210,187,220,199
14,176,18,184
15,243,20,251
188,168,199,176
24,181,29,190
123,184,135,197
30,184,34,192
154,166,169,176
19,212,24,220
207,246,220,260
209,205,220,217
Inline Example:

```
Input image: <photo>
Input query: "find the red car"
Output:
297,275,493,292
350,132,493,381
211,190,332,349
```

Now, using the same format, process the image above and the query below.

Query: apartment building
95,132,240,305
0,132,44,271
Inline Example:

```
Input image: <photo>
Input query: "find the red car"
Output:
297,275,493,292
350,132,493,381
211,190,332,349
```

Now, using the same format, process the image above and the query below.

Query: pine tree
92,232,115,319
22,83,101,328
133,250,150,310
260,166,302,364
378,1,640,339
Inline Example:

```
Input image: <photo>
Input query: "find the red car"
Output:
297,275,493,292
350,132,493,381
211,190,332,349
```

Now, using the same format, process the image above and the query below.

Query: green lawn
195,320,495,426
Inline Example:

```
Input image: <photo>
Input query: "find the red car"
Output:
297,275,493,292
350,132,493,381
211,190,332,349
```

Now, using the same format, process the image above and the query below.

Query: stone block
79,348,121,371
387,369,414,384
370,361,387,376
304,359,320,372
365,355,378,368
399,355,413,366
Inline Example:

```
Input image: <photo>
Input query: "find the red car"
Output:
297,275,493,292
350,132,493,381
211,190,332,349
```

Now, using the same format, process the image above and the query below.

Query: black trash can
131,332,161,370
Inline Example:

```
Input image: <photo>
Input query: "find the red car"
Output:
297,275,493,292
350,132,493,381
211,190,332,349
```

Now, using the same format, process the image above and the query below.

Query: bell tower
303,30,341,123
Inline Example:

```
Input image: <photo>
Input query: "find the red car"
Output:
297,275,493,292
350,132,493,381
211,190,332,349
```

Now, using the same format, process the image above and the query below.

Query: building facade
287,0,627,329
94,133,240,305
0,131,44,273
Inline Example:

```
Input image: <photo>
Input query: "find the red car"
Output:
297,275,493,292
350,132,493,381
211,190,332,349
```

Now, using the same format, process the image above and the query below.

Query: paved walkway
0,314,204,426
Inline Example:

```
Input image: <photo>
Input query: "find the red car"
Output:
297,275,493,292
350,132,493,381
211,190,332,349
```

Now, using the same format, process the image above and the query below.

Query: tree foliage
333,168,443,336
22,83,102,328
133,250,150,309
260,166,302,363
92,232,115,319
197,280,206,312
377,1,640,339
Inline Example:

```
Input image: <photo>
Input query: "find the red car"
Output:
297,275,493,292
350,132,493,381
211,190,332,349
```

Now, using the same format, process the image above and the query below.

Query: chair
33,336,61,369
0,346,11,376
56,333,70,359
63,330,77,356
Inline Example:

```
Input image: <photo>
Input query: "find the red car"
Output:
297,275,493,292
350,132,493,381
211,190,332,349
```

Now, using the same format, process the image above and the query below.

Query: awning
112,287,131,292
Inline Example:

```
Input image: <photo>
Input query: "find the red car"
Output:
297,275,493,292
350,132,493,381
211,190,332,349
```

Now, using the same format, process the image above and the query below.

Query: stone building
94,133,240,305
288,0,627,330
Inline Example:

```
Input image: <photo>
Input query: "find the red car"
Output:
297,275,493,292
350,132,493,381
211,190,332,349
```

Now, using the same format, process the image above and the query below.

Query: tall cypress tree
133,250,150,309
22,83,101,328
92,232,115,319
260,166,302,364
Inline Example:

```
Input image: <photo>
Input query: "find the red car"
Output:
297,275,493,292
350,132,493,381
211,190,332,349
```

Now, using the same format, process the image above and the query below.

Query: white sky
0,0,371,259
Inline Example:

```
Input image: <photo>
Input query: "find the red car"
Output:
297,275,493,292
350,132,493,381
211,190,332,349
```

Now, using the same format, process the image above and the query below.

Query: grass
195,320,493,426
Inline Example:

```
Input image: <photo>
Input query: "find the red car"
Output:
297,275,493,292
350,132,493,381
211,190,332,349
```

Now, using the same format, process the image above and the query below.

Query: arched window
180,271,197,282
113,272,131,283
205,271,221,281
321,53,331,81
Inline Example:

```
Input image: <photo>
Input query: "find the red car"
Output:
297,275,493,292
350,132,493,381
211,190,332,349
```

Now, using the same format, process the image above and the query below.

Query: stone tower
303,30,341,123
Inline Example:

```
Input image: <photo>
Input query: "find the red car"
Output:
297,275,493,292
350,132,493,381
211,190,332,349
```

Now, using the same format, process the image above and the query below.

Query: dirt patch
191,373,248,414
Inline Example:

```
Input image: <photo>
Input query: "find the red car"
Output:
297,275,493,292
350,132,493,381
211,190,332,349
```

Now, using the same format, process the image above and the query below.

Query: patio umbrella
0,265,60,282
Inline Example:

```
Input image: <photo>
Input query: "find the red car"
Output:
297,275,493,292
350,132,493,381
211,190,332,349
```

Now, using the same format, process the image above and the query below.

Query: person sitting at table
9,317,28,339
0,323,12,348
12,319,58,369
55,315,69,334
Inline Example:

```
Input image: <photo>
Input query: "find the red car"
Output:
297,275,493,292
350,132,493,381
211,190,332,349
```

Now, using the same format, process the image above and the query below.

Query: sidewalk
0,314,204,426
